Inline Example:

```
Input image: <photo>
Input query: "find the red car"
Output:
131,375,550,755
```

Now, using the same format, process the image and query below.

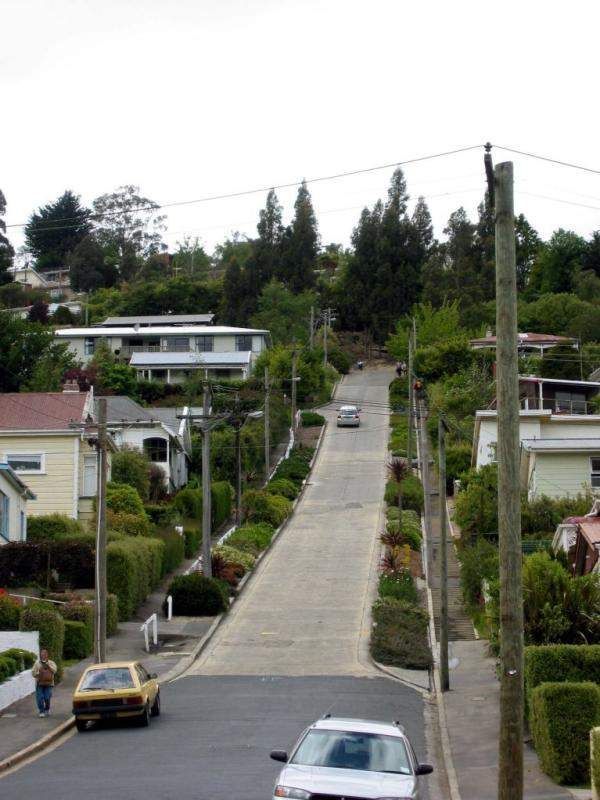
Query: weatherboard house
56,314,270,383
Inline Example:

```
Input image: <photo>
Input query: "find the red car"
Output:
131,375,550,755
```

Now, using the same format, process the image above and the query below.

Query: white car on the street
337,405,361,427
270,716,433,799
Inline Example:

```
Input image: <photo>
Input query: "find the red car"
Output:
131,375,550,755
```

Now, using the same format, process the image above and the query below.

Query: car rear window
80,667,135,691
291,729,411,774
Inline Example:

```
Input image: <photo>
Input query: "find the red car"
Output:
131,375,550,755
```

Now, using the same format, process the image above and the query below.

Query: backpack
37,662,54,686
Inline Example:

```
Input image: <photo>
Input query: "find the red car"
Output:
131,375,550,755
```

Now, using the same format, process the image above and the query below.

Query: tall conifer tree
0,190,14,285
280,180,318,293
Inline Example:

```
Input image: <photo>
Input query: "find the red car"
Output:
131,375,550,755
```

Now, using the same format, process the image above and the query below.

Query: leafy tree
27,298,49,324
528,229,587,296
23,342,77,392
111,447,151,501
90,341,138,396
539,344,584,380
24,190,91,272
68,234,117,292
515,214,541,291
251,280,317,345
0,189,14,284
518,293,589,335
279,180,318,293
253,189,284,286
115,276,222,317
581,230,600,276
171,236,210,279
387,300,462,362
92,185,166,277
213,233,253,275
0,317,75,392
136,252,171,283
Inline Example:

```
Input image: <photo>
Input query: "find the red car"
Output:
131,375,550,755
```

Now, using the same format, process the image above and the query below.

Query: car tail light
73,700,89,709
125,695,144,705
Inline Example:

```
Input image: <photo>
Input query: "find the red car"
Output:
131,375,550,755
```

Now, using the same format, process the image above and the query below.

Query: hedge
212,481,233,528
46,591,119,637
107,537,164,620
301,411,325,427
378,571,419,604
26,514,84,542
524,644,600,712
166,573,228,616
272,448,313,486
0,648,35,682
592,727,600,800
226,523,274,556
183,528,201,558
0,540,95,589
0,656,18,683
212,545,255,571
63,620,92,660
106,482,148,519
107,510,152,537
0,595,21,629
144,504,180,526
370,598,432,670
155,529,185,576
19,605,65,680
265,478,298,500
530,682,600,784
242,490,292,527
173,487,203,519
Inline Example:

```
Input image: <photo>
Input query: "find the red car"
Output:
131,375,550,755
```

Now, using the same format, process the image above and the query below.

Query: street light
230,409,264,526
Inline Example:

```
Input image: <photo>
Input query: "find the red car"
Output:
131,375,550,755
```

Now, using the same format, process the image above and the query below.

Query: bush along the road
0,595,21,629
0,648,36,684
166,573,229,616
592,727,600,799
226,523,275,556
301,410,325,427
524,644,600,715
19,604,65,681
369,377,432,671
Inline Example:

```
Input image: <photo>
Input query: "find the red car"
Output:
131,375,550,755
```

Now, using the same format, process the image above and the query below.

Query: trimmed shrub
301,411,325,427
26,514,84,543
156,530,185,575
592,727,600,800
183,528,201,558
272,449,312,486
19,605,65,679
212,545,255,572
266,478,298,500
242,490,291,527
172,486,203,519
60,601,93,657
166,573,228,616
107,510,152,537
524,645,600,707
226,523,274,556
144,504,180,526
0,656,18,682
0,540,94,589
212,481,233,528
370,598,432,670
530,682,600,784
385,475,424,514
107,537,164,620
378,571,419,604
106,483,148,519
111,447,150,502
63,619,92,660
0,648,35,671
0,595,22,629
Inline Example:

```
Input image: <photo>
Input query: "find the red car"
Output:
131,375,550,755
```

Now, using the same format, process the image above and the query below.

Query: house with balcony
55,315,270,383
0,464,36,544
96,396,191,491
470,331,578,356
473,376,600,500
9,265,76,300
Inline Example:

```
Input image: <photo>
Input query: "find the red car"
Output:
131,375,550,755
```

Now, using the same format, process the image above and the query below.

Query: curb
0,716,75,775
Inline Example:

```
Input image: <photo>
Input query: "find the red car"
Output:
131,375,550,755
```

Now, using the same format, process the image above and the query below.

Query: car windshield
80,667,135,691
290,729,411,774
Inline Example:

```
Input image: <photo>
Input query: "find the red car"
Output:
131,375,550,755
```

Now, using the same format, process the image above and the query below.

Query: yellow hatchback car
72,661,160,732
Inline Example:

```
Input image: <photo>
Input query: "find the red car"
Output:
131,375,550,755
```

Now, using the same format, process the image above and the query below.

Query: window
83,455,97,497
196,335,214,352
591,457,600,489
152,369,167,380
6,453,44,474
0,491,8,542
235,335,252,351
84,337,95,356
555,391,587,414
165,336,189,352
144,437,168,463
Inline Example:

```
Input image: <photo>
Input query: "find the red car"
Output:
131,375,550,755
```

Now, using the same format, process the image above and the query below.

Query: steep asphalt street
0,367,434,800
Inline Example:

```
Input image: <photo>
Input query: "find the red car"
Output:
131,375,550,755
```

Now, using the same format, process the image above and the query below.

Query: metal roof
97,314,215,327
522,438,600,452
471,332,576,346
56,326,268,337
95,397,183,437
129,351,252,367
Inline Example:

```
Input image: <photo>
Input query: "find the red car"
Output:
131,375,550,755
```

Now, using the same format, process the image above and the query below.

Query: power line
494,145,600,177
5,143,485,231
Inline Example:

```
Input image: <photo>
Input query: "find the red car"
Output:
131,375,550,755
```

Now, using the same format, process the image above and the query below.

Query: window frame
0,491,9,542
84,337,96,356
143,437,168,464
5,452,45,475
82,454,97,497
235,334,253,352
196,335,214,352
591,456,600,489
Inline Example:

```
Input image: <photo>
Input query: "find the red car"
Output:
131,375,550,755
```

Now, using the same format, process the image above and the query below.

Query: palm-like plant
387,458,408,484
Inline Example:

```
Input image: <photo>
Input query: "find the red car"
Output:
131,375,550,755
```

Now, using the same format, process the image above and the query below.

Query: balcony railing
520,396,597,415
119,344,192,355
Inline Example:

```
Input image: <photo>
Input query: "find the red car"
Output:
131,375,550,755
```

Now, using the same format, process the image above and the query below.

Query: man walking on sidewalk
32,649,57,717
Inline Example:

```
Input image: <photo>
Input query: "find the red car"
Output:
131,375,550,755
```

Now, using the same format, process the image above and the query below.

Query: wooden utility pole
95,398,108,663
438,415,449,692
407,331,414,472
495,161,524,800
291,351,298,432
323,311,328,367
264,367,270,482
235,424,242,527
202,383,213,578
309,306,315,350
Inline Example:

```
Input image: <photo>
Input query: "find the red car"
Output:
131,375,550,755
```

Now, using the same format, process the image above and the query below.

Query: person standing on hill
32,649,57,717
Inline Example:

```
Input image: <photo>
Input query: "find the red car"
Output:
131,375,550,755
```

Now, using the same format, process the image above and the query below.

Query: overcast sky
3,0,600,256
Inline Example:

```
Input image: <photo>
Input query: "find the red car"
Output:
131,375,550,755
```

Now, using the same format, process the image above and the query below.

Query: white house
0,463,36,544
470,331,578,356
56,315,270,383
97,397,191,491
9,265,75,300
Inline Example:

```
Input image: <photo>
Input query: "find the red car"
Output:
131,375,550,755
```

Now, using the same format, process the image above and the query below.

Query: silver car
337,405,360,427
270,716,433,799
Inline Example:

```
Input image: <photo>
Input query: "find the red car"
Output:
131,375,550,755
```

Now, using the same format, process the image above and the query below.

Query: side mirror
270,750,288,763
415,763,434,776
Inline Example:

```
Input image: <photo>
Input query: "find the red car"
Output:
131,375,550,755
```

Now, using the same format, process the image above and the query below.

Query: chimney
62,379,80,394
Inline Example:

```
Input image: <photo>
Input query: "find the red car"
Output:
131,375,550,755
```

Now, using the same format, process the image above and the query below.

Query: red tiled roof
0,393,89,431
470,332,575,345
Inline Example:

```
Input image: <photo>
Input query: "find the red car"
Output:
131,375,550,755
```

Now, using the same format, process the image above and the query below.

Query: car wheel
138,703,150,727
150,691,160,717
75,720,88,733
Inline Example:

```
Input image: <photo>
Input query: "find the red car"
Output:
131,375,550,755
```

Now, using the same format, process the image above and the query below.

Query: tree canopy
24,190,91,272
